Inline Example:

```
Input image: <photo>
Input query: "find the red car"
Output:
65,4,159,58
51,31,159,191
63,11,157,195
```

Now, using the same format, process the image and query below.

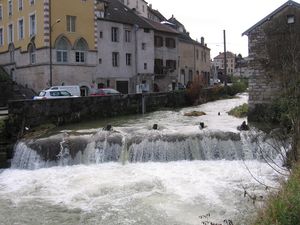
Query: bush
228,103,248,118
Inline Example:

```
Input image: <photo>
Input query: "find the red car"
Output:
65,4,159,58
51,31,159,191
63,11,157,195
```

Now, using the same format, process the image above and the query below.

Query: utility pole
223,30,227,86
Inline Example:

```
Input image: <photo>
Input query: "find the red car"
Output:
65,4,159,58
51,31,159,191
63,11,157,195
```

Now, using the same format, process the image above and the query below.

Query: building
118,0,148,18
242,0,300,110
168,16,211,87
96,0,154,93
212,51,235,82
0,0,98,94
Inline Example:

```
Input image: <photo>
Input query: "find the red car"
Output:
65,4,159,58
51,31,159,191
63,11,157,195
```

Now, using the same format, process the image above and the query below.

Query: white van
48,86,81,97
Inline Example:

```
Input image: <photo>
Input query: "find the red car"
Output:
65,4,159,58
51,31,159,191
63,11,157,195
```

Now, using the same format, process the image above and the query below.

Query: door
116,81,129,94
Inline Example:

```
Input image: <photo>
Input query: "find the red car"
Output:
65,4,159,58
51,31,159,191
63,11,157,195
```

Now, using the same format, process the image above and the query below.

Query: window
154,36,163,47
0,28,3,46
18,19,24,40
287,15,295,24
56,37,70,63
0,5,3,20
166,38,176,48
196,49,199,60
144,63,147,70
154,58,163,74
29,13,36,36
74,38,88,63
76,52,85,63
166,60,176,70
125,30,131,42
126,53,131,66
28,43,36,64
66,15,76,32
99,31,103,38
30,0,35,5
144,28,150,33
142,43,146,50
8,24,13,43
8,0,12,16
111,27,119,42
112,52,119,67
18,0,23,10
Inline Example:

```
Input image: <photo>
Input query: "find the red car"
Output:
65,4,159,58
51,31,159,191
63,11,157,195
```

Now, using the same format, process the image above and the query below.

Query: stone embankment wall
7,92,188,137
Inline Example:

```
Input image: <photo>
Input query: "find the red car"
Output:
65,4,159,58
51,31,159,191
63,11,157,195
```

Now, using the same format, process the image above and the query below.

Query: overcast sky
147,0,292,58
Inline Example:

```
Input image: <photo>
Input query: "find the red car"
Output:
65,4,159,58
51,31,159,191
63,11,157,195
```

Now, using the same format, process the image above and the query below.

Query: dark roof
98,0,152,29
147,7,167,22
242,0,300,36
142,18,179,34
168,16,186,32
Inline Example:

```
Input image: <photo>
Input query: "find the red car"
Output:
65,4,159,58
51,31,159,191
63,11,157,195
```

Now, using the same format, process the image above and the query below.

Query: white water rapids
0,93,285,225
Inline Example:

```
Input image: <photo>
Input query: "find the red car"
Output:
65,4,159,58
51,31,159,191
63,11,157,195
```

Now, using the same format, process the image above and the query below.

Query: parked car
46,85,81,97
90,88,121,96
33,90,78,100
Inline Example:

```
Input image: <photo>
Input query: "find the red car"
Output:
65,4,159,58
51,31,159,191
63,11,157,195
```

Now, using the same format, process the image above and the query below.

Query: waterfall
11,129,280,170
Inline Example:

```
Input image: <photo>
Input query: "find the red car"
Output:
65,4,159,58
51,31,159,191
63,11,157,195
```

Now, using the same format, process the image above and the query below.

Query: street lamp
49,18,61,87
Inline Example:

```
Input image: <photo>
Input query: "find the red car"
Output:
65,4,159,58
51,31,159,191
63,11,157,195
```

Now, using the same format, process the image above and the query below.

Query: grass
228,103,248,118
253,164,300,225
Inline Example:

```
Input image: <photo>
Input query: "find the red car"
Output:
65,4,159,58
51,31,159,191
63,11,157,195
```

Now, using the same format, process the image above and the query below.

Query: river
0,93,284,225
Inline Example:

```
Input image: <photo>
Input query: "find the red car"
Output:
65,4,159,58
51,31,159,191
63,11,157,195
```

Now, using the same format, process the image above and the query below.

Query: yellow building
0,0,97,94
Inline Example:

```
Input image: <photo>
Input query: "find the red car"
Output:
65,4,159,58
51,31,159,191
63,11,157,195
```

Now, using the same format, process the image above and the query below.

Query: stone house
168,16,211,87
242,0,300,111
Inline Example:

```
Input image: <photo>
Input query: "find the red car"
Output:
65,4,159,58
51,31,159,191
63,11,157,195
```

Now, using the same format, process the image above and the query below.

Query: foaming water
2,93,287,224
0,161,281,225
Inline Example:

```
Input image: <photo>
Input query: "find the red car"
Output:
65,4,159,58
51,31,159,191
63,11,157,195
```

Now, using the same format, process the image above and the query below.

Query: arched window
74,38,88,63
28,43,36,64
55,36,70,63
8,43,15,63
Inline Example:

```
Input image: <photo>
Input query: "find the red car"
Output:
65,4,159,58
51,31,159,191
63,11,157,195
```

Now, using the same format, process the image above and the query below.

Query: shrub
228,103,248,118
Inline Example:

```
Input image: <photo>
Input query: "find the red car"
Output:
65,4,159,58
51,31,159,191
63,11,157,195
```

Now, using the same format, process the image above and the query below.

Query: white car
33,90,78,100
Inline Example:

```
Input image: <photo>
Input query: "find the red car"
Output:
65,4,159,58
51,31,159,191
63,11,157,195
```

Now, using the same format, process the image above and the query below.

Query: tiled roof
147,7,167,22
142,18,179,34
242,0,300,36
98,0,153,29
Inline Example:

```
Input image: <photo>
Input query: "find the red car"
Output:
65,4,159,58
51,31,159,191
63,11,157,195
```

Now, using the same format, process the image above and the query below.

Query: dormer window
287,15,295,24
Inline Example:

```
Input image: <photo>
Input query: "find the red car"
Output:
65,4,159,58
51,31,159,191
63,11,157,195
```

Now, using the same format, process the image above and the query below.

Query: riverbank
253,163,300,225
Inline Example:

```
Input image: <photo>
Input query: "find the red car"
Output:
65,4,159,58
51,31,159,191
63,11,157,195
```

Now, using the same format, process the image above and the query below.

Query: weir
11,129,279,170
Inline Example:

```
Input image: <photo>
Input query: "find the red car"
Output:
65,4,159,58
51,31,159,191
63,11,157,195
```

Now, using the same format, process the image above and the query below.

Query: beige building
0,0,97,94
213,52,236,76
168,16,211,86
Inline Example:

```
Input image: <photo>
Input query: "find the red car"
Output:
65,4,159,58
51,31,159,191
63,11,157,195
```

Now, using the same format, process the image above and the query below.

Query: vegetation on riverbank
253,164,300,225
228,103,248,118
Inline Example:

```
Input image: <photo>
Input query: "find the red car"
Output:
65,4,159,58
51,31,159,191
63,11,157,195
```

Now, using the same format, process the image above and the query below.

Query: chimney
201,37,204,45
149,4,152,9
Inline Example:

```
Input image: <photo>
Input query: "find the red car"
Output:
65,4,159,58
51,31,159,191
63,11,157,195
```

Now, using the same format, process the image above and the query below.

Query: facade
0,0,97,94
169,16,211,87
212,52,236,76
242,0,300,109
144,18,179,91
96,0,154,93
